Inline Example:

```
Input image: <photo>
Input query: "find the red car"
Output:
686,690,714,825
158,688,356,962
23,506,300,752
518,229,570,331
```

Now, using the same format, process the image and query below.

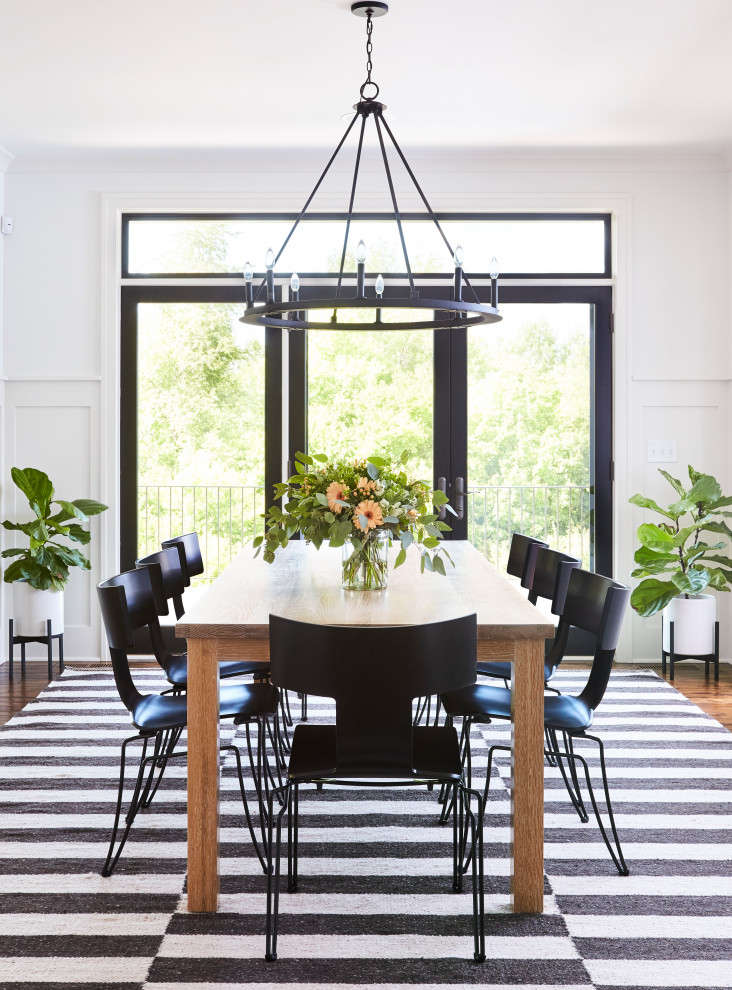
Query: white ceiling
1,0,732,160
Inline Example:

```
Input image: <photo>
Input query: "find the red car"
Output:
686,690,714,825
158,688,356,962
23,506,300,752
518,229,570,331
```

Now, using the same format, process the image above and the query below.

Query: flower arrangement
254,451,454,588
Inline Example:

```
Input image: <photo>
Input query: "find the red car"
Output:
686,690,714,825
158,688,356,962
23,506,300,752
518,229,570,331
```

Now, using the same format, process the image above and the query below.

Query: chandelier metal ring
240,296,501,332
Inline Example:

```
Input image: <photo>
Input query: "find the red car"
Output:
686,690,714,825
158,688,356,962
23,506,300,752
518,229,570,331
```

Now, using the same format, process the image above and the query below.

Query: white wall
0,149,730,662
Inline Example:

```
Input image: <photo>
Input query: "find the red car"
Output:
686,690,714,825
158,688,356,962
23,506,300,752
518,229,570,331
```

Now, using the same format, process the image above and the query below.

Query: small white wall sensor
1,216,13,235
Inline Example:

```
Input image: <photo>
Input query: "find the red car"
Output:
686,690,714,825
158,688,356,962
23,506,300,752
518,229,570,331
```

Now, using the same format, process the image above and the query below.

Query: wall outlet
647,440,677,463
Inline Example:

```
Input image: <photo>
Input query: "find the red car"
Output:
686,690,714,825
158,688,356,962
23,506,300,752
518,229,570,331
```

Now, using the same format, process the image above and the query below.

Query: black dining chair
97,566,280,876
136,547,271,689
441,567,631,875
479,545,581,692
475,532,549,686
160,531,205,616
264,613,486,964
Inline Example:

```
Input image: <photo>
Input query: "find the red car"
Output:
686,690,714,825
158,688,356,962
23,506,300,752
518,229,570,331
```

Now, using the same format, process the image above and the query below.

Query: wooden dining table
176,539,554,914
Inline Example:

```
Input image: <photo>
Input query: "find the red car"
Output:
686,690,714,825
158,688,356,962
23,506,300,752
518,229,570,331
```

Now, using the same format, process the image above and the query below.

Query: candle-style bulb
454,244,464,268
375,274,384,297
490,256,500,279
243,261,253,283
265,248,275,271
356,239,367,264
290,273,300,293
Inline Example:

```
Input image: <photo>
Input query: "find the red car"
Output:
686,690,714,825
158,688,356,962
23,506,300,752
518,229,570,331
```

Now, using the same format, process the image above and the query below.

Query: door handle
454,476,468,522
437,476,447,521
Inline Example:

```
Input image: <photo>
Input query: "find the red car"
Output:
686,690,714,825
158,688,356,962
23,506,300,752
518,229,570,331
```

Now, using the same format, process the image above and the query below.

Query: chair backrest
269,613,477,774
161,532,204,585
561,568,630,712
527,547,581,674
528,547,581,609
507,533,549,588
97,568,160,713
135,547,186,616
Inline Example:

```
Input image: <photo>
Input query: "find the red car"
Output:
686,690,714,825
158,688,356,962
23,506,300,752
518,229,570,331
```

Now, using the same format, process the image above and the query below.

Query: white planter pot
12,583,64,637
662,594,716,656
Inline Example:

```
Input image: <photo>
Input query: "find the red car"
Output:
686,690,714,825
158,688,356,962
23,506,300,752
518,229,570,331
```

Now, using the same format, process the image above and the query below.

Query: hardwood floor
1,659,731,729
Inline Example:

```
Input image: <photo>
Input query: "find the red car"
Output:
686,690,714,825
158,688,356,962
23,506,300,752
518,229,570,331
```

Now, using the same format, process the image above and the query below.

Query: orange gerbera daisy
326,481,348,513
354,499,383,531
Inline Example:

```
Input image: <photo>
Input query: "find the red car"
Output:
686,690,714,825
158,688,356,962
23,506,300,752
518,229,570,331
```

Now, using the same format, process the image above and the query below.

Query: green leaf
323,511,335,524
400,450,410,464
400,531,413,549
295,451,313,465
53,499,88,522
311,453,328,463
367,456,387,468
1,548,27,558
252,535,264,548
638,523,675,551
634,545,676,566
431,489,449,506
315,492,329,506
383,515,399,524
672,568,710,595
294,460,305,475
366,462,380,480
65,524,92,545
706,567,732,590
11,467,54,511
358,514,369,530
629,493,676,519
394,547,407,568
707,496,732,511
701,520,732,538
422,536,440,549
658,469,685,495
688,465,704,486
422,552,434,572
630,578,678,617
688,474,721,505
71,498,108,517
433,555,446,576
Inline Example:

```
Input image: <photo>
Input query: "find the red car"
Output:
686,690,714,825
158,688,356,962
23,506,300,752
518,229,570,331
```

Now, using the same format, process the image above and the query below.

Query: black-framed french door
121,281,612,609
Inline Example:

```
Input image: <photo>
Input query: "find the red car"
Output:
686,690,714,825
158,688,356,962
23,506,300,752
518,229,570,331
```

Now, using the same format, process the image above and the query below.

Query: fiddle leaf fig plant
1,467,108,591
629,466,732,616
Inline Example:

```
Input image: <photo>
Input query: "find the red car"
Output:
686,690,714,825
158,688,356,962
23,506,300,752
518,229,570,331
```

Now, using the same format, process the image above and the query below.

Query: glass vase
342,529,390,591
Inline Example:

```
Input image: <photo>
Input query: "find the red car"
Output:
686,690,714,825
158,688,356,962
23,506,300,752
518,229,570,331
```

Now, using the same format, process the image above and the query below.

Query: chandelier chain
360,10,379,100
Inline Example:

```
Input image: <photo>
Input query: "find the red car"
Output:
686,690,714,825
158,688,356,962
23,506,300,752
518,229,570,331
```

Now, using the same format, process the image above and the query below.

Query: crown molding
4,145,729,175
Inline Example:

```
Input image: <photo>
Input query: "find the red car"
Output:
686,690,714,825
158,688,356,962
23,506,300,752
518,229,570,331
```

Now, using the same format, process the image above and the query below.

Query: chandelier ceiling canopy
240,2,501,333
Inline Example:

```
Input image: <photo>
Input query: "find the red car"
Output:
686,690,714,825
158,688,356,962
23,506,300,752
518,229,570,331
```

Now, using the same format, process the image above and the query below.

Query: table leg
510,637,544,912
187,638,220,911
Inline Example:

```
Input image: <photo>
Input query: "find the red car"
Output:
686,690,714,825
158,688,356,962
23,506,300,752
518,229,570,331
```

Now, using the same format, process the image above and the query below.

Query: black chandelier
240,1,502,333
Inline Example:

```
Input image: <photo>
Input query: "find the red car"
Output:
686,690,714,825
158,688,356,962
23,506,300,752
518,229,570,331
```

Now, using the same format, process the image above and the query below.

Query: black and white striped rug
0,667,731,989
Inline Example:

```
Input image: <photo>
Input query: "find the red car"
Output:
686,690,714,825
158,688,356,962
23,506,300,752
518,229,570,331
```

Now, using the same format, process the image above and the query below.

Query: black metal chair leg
544,726,558,766
572,733,629,876
464,786,485,963
265,784,289,962
222,743,266,873
102,734,151,877
549,728,589,823
8,620,13,682
58,632,64,672
138,731,165,808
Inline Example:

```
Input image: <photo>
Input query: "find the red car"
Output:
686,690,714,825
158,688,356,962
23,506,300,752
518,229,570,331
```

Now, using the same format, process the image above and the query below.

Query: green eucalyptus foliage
629,466,732,617
1,467,108,591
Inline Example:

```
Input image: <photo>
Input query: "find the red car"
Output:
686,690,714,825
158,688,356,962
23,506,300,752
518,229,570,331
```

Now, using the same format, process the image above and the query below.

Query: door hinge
609,312,615,334
609,460,615,483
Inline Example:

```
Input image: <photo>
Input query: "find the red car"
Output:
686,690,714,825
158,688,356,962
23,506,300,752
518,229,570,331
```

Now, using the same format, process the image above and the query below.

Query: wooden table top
176,540,554,643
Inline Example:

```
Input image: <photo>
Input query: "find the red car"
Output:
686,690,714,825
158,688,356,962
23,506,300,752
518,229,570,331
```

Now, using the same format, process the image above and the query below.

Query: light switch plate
647,440,677,463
